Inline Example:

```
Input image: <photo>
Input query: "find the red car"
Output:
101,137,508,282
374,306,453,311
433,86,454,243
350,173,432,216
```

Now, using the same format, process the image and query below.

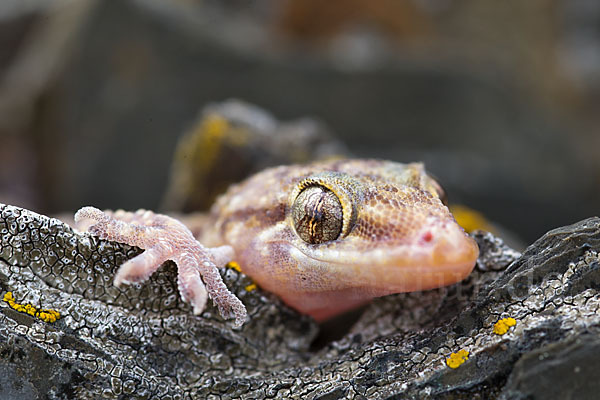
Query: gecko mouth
287,226,479,293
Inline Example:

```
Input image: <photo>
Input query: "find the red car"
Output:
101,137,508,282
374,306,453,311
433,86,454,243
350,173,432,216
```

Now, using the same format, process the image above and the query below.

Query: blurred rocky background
0,0,598,243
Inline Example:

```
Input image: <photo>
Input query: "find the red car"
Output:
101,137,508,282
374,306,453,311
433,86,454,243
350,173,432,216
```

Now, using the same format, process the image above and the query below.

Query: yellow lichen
450,204,494,233
493,317,516,335
446,349,469,369
196,113,229,172
2,291,61,323
227,261,242,273
245,283,257,292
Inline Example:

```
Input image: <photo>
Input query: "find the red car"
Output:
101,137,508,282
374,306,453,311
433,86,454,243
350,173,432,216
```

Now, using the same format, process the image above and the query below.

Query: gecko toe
75,207,248,326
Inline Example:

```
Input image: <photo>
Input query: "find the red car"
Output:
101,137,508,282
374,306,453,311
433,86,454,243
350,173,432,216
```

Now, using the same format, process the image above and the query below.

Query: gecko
74,159,479,327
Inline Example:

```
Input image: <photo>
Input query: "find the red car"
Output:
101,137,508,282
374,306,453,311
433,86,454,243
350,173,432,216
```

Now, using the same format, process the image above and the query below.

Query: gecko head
233,160,479,320
282,161,479,302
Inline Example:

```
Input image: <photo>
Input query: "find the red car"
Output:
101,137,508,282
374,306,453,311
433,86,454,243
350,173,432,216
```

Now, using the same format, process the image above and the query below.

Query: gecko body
75,159,479,326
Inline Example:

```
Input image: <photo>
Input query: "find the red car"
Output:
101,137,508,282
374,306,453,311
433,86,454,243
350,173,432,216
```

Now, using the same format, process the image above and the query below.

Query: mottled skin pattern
75,159,479,325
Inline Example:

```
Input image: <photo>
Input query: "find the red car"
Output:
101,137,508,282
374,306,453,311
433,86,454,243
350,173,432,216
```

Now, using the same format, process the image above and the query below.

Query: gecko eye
292,185,343,244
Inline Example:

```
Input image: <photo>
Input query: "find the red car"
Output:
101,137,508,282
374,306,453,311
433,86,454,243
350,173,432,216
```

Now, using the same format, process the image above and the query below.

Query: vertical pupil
292,185,343,244
306,191,325,238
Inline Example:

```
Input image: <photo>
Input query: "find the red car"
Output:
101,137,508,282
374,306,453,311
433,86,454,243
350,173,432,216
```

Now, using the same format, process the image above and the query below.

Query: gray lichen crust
2,203,600,399
0,204,316,399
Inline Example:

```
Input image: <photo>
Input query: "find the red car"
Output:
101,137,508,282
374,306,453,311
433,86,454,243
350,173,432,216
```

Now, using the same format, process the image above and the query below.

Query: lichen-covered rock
2,203,600,399
162,99,347,212
0,204,317,399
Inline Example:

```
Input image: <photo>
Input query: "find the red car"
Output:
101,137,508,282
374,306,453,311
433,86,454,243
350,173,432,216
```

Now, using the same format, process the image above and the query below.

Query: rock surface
2,203,600,399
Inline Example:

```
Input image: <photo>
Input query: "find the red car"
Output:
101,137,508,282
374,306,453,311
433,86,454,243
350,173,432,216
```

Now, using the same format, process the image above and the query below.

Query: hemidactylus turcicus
74,159,479,326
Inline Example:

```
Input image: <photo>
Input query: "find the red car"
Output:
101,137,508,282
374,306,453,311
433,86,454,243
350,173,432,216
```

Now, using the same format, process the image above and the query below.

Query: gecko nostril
421,231,433,243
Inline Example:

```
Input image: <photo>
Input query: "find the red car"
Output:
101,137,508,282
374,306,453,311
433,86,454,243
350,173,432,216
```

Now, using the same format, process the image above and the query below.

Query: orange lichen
446,349,469,369
196,113,229,172
193,113,250,173
449,204,494,233
244,283,257,292
227,261,242,273
3,291,61,323
493,317,516,335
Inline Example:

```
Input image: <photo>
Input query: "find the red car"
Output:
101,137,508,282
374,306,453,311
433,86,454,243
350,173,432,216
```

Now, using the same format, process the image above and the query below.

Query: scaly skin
75,159,479,325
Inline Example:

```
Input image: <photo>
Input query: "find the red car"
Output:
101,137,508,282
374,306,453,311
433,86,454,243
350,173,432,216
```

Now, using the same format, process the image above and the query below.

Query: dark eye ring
291,185,343,244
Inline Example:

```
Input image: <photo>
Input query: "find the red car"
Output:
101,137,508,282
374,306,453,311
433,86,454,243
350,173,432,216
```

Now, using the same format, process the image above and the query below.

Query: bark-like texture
2,203,600,399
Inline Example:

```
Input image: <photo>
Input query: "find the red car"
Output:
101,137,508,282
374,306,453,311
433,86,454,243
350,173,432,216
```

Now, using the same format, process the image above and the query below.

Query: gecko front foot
74,206,247,327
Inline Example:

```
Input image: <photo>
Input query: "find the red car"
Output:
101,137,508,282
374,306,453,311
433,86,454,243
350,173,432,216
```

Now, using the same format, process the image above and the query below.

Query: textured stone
2,204,600,399
0,204,316,399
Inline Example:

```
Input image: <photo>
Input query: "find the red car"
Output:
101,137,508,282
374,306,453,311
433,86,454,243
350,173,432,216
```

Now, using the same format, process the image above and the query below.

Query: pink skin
238,219,478,321
74,207,246,327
